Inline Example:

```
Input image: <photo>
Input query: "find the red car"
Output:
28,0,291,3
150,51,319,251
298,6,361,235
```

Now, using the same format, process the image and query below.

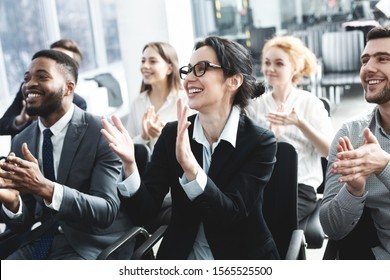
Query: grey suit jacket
2,106,132,259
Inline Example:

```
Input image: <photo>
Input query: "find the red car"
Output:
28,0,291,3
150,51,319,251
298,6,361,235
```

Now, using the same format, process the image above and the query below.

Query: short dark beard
26,88,63,117
365,82,390,105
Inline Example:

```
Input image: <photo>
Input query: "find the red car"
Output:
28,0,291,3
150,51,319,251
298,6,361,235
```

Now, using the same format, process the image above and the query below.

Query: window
0,0,47,96
0,0,122,104
56,0,96,70
100,0,121,63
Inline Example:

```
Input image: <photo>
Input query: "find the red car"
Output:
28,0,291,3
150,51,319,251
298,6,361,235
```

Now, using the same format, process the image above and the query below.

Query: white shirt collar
193,106,240,148
38,104,75,136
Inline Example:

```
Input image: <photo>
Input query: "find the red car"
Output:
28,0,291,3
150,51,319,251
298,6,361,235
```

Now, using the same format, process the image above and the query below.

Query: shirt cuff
337,184,367,211
180,168,207,201
2,195,23,219
118,168,141,197
44,182,63,211
133,134,150,145
377,159,390,189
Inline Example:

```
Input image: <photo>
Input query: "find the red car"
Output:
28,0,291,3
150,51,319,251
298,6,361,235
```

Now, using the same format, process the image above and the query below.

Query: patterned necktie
31,129,57,259
42,129,55,181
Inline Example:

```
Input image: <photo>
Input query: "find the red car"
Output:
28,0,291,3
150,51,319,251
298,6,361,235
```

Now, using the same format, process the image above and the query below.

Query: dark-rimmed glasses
179,61,222,80
0,156,7,163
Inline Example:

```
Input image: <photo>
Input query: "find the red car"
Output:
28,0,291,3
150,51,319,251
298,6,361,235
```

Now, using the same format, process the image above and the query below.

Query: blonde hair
261,35,317,86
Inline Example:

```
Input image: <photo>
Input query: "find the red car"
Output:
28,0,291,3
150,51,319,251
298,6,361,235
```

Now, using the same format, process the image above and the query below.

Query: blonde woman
248,35,333,222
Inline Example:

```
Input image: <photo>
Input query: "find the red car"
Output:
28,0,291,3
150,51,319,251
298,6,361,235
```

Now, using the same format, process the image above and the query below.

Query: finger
111,115,128,134
145,106,154,120
102,115,123,139
343,136,354,151
177,98,184,121
100,128,115,143
338,137,348,152
337,172,362,183
153,113,160,124
22,143,38,164
364,127,378,145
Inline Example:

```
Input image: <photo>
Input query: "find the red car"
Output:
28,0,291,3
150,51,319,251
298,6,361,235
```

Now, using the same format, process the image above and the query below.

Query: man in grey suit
0,49,133,259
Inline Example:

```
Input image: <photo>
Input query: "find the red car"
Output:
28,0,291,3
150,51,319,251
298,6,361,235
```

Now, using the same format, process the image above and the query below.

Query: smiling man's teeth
368,80,382,85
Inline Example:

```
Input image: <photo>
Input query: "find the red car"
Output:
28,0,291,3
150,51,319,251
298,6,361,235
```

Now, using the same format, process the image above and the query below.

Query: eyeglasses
0,156,7,163
179,61,222,80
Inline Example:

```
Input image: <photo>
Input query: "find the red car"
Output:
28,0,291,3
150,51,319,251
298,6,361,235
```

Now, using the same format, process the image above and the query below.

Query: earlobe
229,73,244,90
64,81,75,96
167,64,173,75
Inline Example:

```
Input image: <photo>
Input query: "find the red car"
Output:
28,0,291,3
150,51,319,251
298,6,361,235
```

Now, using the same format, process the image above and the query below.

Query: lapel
56,107,88,184
22,123,40,159
188,114,244,179
207,139,235,179
208,114,245,178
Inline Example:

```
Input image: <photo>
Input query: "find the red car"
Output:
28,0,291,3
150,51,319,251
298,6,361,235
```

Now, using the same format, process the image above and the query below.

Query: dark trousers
297,183,317,222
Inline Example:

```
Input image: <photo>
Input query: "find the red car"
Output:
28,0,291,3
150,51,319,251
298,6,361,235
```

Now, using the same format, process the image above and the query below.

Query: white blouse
247,88,334,188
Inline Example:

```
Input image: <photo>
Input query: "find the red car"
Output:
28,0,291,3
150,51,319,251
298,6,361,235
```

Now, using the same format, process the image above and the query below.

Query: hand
269,103,284,137
141,106,165,140
175,99,199,181
331,128,390,196
267,106,300,128
0,155,20,212
14,100,33,127
101,115,137,178
0,144,54,201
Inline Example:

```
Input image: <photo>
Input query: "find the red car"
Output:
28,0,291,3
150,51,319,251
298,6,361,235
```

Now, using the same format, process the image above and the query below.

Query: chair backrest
263,142,299,259
87,73,123,107
316,96,331,194
248,26,276,63
322,30,365,73
134,144,151,178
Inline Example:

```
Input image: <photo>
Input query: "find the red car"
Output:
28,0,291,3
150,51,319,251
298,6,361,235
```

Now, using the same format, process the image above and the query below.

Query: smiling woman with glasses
179,61,222,79
101,36,279,260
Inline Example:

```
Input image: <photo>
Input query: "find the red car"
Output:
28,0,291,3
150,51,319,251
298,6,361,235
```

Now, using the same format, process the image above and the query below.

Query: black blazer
124,113,279,259
0,84,87,137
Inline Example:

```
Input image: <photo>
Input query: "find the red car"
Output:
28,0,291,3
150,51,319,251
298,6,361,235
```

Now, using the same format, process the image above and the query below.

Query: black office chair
323,207,379,260
134,143,151,178
247,26,276,77
0,225,30,259
297,96,330,249
263,141,306,260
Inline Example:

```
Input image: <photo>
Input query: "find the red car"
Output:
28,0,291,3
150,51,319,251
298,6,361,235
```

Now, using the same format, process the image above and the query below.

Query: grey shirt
320,106,390,259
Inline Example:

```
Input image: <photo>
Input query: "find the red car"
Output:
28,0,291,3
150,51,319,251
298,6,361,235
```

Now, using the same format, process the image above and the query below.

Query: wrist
346,183,365,197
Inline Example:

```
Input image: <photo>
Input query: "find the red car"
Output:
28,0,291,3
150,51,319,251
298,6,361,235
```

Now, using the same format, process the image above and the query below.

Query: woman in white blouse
127,42,189,152
247,35,334,222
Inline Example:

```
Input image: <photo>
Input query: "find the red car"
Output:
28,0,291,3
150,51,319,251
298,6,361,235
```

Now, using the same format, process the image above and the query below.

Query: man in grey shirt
320,25,390,260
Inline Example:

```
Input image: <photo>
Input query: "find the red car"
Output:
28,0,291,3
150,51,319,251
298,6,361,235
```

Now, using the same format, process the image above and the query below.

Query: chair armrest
97,226,150,260
285,229,307,260
132,225,168,260
0,228,14,241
